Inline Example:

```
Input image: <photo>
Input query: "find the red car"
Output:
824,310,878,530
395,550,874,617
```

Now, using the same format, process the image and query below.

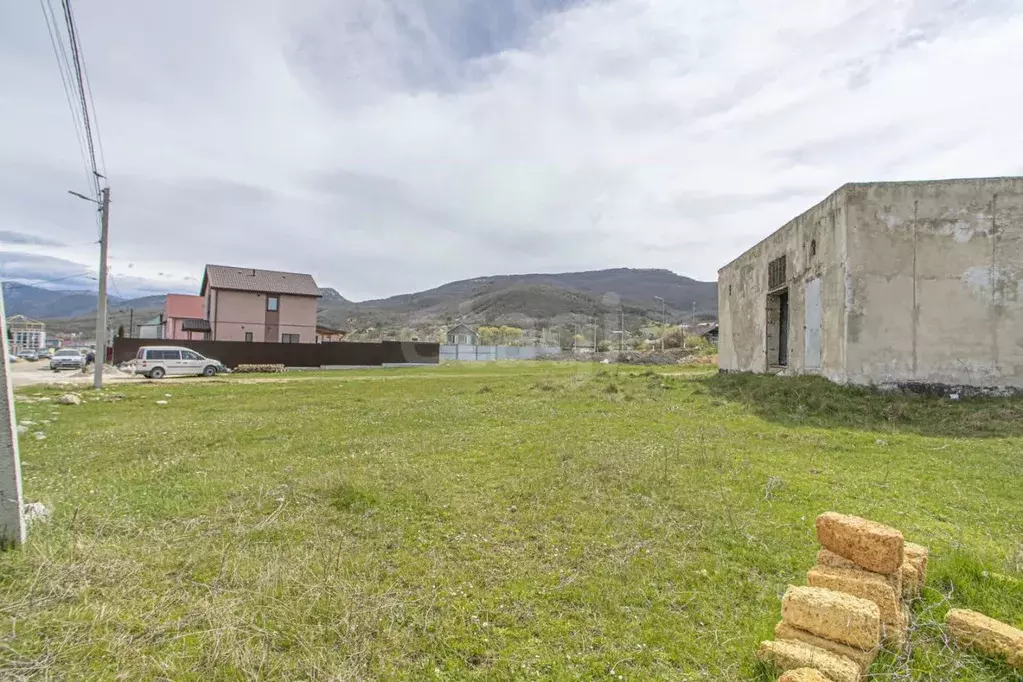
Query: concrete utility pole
654,296,666,351
69,185,111,388
94,187,110,389
0,288,25,549
692,301,697,327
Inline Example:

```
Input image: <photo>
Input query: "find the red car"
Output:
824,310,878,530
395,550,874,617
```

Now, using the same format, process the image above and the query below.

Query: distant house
700,325,719,346
446,323,478,345
201,265,321,343
163,294,209,340
7,315,46,353
315,325,346,343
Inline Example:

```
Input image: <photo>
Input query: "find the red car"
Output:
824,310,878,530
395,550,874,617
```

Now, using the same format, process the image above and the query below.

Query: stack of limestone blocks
757,513,929,682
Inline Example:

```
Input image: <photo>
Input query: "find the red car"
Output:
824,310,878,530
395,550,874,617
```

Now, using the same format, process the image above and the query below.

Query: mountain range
3,268,718,335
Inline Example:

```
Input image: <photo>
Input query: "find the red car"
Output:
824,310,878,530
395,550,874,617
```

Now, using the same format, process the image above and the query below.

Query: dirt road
7,360,140,388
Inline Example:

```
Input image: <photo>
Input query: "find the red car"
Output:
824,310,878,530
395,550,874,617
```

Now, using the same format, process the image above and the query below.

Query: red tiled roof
201,265,320,297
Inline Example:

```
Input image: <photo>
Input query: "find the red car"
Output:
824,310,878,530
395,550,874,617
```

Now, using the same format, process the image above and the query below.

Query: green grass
2,363,1022,680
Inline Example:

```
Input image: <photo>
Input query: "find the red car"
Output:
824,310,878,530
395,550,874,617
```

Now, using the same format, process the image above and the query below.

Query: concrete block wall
719,176,1023,390
717,187,849,382
0,296,25,549
844,177,1023,388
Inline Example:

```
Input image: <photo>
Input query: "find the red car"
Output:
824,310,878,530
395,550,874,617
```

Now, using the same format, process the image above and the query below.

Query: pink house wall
208,289,318,343
164,294,206,340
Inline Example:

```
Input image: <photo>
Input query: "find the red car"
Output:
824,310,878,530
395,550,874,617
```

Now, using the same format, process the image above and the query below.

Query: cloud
1,0,1022,302
0,230,64,247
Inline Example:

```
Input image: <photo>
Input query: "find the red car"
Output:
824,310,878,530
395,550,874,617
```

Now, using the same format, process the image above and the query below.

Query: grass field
2,363,1022,680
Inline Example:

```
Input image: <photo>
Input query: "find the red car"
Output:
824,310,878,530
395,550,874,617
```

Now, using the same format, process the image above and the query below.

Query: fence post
1,291,25,549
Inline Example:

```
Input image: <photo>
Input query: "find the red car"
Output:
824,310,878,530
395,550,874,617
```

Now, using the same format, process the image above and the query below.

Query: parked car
7,354,19,364
17,350,39,361
131,346,225,379
50,348,87,371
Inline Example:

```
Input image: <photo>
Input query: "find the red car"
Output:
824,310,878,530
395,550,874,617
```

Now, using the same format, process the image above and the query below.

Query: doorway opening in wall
766,289,789,367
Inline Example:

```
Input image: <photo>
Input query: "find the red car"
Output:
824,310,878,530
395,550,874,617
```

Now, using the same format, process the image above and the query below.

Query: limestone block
903,542,928,588
882,605,909,649
756,640,860,682
901,562,920,600
778,668,831,682
775,621,878,671
807,565,902,627
816,512,904,574
781,585,881,651
817,549,901,595
946,609,1023,670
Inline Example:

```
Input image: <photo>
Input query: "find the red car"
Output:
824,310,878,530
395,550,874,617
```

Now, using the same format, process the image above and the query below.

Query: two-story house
163,294,209,340
200,265,321,343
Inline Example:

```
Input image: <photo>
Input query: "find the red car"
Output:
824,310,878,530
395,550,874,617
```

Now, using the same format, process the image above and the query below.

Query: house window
282,333,300,343
245,332,253,342
768,255,787,290
267,296,279,312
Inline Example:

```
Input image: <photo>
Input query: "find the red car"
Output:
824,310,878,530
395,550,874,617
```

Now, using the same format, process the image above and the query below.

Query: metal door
804,277,822,370
766,294,779,366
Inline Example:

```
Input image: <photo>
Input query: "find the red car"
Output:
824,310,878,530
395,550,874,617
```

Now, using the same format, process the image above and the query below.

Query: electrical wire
1,273,97,289
107,273,123,300
39,0,93,197
65,0,106,178
60,0,100,197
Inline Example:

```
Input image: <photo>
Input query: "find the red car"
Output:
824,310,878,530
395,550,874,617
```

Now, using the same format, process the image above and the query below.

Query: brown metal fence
111,339,439,368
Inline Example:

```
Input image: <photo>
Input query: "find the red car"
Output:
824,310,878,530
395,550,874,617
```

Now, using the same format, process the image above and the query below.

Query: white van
133,346,224,379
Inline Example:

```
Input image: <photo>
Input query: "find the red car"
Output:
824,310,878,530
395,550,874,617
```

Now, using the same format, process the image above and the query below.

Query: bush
662,327,684,349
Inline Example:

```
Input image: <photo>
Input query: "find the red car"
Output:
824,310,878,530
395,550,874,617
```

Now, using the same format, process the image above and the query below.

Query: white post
1,289,25,549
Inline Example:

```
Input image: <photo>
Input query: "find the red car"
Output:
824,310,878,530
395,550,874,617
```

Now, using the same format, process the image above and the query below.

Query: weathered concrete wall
718,189,849,380
1,293,25,548
844,178,1023,388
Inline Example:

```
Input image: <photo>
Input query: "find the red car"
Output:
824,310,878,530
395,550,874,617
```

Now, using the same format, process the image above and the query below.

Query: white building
7,316,46,353
718,176,1023,390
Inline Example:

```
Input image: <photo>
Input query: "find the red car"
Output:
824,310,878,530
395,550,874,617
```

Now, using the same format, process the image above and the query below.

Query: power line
60,0,100,197
65,0,106,178
107,274,123,300
1,273,96,289
39,0,92,195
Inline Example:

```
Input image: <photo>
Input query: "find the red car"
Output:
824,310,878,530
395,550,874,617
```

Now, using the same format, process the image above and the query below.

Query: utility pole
654,296,666,351
94,187,110,389
69,184,110,388
1,287,25,549
691,301,696,327
128,308,133,339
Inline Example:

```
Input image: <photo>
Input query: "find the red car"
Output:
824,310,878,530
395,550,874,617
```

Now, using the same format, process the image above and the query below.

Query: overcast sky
2,0,1022,300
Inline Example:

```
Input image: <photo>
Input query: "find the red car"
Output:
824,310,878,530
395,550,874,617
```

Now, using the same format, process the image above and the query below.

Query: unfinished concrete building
717,177,1023,390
